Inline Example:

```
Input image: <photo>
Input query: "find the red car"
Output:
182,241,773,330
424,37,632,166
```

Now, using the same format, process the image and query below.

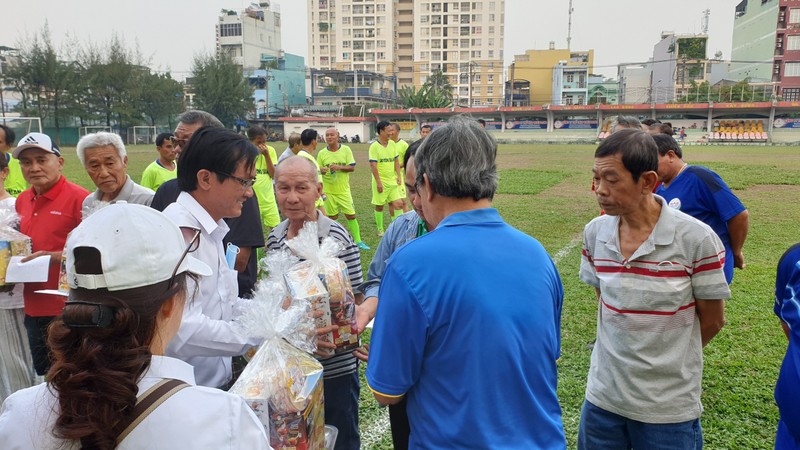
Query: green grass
58,142,800,449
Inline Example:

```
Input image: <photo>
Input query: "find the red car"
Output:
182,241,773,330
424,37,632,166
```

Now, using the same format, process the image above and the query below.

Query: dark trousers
24,315,56,376
324,371,360,450
389,397,411,450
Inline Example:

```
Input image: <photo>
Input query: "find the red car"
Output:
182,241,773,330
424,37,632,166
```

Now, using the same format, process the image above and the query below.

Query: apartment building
308,0,505,106
508,46,594,106
216,3,282,71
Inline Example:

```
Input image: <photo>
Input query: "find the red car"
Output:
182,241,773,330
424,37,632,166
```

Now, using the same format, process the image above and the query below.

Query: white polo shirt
0,355,271,449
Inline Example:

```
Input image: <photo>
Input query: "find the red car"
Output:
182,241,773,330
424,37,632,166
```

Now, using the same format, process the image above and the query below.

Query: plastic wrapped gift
0,208,31,285
283,221,360,356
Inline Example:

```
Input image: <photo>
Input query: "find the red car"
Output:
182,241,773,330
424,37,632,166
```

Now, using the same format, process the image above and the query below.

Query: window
472,26,482,34
785,62,800,76
783,88,800,100
378,40,386,48
377,4,385,12
342,52,350,59
487,86,493,94
789,35,800,51
489,26,494,34
472,50,481,58
566,74,574,82
488,50,494,58
219,23,242,37
790,8,800,24
488,74,494,82
474,74,481,81
489,14,495,22
342,40,350,48
342,17,350,24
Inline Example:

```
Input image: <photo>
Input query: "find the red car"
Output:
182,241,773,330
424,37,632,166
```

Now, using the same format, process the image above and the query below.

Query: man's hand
353,344,369,362
355,297,378,333
377,182,384,193
314,324,339,358
733,250,746,270
21,251,60,267
320,166,329,174
396,176,402,186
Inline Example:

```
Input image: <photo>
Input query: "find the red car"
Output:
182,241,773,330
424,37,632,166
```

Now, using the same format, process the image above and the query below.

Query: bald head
324,128,340,147
276,155,319,183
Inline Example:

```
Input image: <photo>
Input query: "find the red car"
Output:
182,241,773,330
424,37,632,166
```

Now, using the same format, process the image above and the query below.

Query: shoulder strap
115,378,190,445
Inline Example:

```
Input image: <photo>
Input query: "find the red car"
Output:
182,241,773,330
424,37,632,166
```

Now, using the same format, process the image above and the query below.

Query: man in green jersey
389,123,410,214
317,128,370,251
0,125,27,196
369,121,403,237
247,126,280,229
140,132,178,191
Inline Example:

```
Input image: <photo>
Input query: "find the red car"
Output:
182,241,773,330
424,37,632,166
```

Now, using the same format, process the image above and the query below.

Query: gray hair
76,132,126,165
614,115,642,131
275,155,320,183
177,110,224,128
414,115,498,201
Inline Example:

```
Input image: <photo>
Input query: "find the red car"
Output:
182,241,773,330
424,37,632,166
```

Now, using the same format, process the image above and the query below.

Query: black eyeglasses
169,136,189,148
215,170,257,189
168,229,201,289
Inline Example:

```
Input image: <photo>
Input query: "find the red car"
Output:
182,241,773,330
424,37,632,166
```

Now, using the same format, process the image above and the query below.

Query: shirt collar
92,174,134,202
596,194,676,250
273,210,331,242
176,191,229,236
139,355,196,386
437,207,503,228
38,175,67,200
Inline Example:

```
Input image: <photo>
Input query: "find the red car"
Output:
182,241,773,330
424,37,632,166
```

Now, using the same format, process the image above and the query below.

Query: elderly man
78,132,154,213
366,117,566,449
0,125,26,196
151,110,264,299
653,133,749,285
12,132,89,376
162,126,261,389
578,129,730,449
267,156,364,450
317,127,369,250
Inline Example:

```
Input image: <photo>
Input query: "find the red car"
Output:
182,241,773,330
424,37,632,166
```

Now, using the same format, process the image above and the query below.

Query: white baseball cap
66,203,211,291
12,132,62,158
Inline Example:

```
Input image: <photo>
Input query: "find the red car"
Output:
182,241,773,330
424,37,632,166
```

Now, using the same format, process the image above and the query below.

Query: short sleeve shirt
16,176,89,317
774,243,800,439
368,140,398,186
140,160,177,191
5,156,27,197
317,145,355,194
395,139,409,167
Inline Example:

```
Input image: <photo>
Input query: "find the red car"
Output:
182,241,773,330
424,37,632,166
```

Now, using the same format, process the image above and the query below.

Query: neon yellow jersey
140,160,177,191
5,156,27,197
317,145,355,195
395,139,409,168
297,150,324,208
255,145,278,188
368,140,399,186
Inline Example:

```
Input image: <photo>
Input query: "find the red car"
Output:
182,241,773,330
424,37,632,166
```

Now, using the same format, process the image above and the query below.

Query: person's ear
641,170,659,194
196,169,213,191
422,173,434,203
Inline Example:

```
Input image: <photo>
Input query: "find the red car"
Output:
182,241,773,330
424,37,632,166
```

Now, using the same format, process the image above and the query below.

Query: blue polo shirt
656,165,746,284
775,243,800,447
366,208,565,449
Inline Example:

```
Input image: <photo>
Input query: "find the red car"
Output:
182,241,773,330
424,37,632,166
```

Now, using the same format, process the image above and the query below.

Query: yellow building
508,45,594,106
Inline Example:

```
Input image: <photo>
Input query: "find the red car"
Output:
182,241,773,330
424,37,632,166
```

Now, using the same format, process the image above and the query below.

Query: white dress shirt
0,355,271,449
163,191,258,388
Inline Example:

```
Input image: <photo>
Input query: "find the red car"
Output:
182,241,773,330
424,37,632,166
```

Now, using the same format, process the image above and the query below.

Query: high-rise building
217,3,282,71
308,0,505,106
507,45,594,106
730,0,800,100
652,32,710,102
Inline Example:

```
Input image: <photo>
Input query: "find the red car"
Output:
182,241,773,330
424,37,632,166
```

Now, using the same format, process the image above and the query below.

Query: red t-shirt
16,176,89,317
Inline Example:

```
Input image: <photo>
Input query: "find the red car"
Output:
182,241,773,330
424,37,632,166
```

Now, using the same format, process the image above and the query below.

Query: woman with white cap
0,203,270,449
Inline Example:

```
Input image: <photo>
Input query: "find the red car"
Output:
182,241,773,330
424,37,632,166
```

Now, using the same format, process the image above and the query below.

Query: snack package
0,208,31,285
284,222,360,356
231,247,325,450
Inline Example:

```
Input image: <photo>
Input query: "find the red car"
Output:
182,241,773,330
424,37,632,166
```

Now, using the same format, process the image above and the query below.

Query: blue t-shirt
775,243,800,446
656,165,746,284
366,208,565,449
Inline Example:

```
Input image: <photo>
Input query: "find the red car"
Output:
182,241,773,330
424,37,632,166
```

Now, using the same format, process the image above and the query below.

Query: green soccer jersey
5,156,27,197
317,145,355,195
254,145,278,188
368,140,399,186
395,139,409,168
140,160,177,191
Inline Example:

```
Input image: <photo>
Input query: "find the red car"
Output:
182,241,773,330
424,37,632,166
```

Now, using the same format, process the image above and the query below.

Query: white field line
360,407,391,449
359,235,582,448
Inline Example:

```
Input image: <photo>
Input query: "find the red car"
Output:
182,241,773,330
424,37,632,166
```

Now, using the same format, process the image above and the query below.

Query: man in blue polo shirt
366,117,565,449
774,243,800,448
653,134,749,284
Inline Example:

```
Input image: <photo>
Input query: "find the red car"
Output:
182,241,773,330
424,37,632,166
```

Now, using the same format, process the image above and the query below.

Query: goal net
129,126,158,145
79,126,113,138
0,117,42,137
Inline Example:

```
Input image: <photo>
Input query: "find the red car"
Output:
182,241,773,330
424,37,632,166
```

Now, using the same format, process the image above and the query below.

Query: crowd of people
0,111,795,449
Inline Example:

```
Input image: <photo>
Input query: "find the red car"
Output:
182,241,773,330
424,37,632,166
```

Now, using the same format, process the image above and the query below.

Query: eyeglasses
215,170,257,189
169,136,189,148
168,229,201,289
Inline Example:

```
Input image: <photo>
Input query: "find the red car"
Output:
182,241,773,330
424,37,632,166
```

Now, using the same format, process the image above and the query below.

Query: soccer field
61,141,800,449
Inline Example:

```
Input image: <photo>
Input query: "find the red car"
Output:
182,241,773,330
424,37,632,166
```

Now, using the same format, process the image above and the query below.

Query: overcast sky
1,0,738,80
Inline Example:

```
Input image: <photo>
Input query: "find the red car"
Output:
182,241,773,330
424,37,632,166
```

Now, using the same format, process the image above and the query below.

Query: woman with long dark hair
0,203,270,449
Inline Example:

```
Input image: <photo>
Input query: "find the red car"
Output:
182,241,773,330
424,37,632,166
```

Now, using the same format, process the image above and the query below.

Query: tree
136,71,183,126
190,53,253,128
398,69,454,108
80,36,144,128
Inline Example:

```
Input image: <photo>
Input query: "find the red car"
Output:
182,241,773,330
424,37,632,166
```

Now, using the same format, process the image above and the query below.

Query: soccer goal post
129,126,158,145
79,126,113,138
0,116,42,136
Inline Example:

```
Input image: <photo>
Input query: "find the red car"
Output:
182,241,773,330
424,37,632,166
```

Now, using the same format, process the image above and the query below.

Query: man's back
367,208,565,449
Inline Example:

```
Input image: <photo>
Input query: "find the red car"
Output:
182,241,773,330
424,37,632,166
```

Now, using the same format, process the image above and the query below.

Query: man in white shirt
163,126,261,389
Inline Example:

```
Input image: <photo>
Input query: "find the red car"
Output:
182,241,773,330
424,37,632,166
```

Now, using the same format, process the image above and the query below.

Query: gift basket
0,208,31,285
